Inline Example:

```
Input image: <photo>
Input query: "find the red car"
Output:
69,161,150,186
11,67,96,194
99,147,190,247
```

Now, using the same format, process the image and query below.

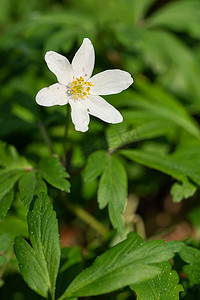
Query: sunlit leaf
14,193,61,299
59,233,183,299
131,262,183,299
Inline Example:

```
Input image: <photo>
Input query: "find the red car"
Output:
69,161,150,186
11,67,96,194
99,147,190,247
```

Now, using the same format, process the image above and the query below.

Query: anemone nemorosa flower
36,38,133,132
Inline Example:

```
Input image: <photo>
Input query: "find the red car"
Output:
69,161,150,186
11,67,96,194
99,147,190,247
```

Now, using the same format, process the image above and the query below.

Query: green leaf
0,141,33,219
0,174,22,220
0,233,11,252
0,141,32,170
179,245,200,285
0,255,6,267
170,181,197,203
111,80,200,139
59,233,183,299
135,80,200,139
188,206,200,235
120,148,200,186
83,150,107,182
107,120,174,151
18,170,47,208
98,155,127,235
132,0,156,23
147,1,200,38
0,233,11,267
14,193,61,299
56,247,82,299
38,156,70,193
131,262,183,299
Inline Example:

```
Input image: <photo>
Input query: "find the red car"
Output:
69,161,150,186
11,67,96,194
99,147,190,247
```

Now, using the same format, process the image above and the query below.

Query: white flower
36,38,133,132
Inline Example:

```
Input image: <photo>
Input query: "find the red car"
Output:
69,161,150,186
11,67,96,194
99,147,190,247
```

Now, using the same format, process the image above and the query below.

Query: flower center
69,76,93,100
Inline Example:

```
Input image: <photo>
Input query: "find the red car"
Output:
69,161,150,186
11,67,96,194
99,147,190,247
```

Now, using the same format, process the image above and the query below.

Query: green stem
64,199,109,238
38,122,55,155
62,105,70,166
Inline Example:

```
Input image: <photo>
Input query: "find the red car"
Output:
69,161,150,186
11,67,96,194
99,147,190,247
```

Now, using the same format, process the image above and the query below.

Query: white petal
83,95,123,124
36,83,69,107
72,38,95,80
69,99,90,132
89,70,133,95
45,51,73,85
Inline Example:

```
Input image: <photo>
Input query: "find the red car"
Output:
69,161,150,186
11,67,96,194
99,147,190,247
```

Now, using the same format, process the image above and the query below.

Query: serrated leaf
83,150,108,182
0,141,33,219
18,170,47,208
131,262,183,300
97,155,127,235
170,181,197,203
59,233,183,299
179,245,200,285
38,156,70,192
14,193,61,299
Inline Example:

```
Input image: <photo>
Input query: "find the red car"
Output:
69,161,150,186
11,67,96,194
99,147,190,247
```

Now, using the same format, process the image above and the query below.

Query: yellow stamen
69,76,93,99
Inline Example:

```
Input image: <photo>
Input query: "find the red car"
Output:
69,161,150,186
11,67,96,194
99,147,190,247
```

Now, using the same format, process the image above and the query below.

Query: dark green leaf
107,120,174,151
38,156,70,193
0,180,17,221
188,206,200,235
18,170,47,208
179,245,200,285
98,155,127,235
120,149,200,186
84,150,108,182
14,193,61,299
0,141,32,170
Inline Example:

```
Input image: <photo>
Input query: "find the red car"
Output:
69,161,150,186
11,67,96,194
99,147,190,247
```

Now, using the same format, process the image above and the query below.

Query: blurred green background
1,0,200,299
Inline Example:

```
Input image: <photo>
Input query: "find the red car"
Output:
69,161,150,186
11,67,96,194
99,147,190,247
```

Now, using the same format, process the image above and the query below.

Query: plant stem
64,199,109,238
62,104,70,166
38,122,55,155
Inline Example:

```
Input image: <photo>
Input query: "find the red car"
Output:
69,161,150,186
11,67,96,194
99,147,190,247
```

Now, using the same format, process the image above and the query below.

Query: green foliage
60,233,183,299
0,141,32,220
1,0,200,298
131,262,183,300
120,147,200,202
14,193,61,299
0,140,70,219
38,156,70,193
84,151,127,234
170,181,197,203
0,234,11,267
18,170,47,208
188,206,200,235
179,245,200,286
